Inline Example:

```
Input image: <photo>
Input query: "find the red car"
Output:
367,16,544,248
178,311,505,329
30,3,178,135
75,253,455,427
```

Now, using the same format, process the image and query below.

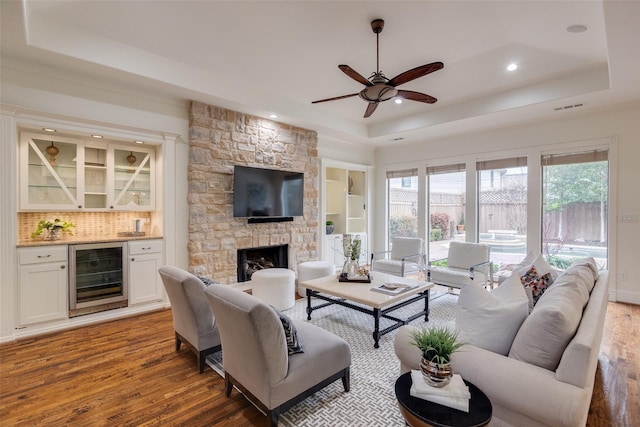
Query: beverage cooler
69,242,128,317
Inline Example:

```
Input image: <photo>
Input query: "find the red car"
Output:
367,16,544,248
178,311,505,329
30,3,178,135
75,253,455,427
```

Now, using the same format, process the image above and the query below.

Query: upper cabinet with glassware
19,131,156,211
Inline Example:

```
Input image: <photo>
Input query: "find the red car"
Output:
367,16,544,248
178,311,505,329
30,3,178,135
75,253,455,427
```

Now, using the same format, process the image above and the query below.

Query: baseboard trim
614,289,640,305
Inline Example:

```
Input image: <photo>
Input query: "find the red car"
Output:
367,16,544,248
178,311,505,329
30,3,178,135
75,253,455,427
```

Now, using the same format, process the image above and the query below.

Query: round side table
394,372,492,427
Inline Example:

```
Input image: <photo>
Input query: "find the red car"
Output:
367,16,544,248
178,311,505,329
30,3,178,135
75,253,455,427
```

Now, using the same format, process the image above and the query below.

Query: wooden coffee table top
300,272,433,309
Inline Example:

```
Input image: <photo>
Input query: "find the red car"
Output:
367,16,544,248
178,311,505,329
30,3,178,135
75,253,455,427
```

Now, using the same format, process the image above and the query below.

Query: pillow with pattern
197,276,218,286
519,265,553,309
271,306,304,355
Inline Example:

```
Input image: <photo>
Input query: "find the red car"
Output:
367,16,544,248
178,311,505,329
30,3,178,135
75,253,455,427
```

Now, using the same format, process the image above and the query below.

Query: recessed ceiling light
269,114,278,119
567,25,588,33
91,134,103,139
43,128,56,132
394,98,403,104
507,63,518,72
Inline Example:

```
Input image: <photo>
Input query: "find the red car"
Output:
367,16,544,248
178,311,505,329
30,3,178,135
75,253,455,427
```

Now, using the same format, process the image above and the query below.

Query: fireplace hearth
237,244,289,282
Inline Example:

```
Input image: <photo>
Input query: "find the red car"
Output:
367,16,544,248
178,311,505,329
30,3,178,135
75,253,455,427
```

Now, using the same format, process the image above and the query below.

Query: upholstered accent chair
204,283,351,427
158,265,222,373
428,241,493,291
370,237,425,277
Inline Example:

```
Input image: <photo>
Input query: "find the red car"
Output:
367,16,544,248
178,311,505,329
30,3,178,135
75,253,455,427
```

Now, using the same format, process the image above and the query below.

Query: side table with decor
394,372,492,427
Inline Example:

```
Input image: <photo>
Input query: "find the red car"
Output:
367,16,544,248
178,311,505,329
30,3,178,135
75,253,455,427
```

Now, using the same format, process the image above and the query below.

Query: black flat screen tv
233,165,304,219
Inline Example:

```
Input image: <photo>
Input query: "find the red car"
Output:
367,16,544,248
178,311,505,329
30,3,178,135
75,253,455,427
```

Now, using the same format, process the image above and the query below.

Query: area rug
206,291,457,426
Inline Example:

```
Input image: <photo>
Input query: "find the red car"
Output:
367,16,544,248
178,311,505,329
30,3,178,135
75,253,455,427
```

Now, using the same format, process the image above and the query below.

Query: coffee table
395,372,492,427
301,272,433,348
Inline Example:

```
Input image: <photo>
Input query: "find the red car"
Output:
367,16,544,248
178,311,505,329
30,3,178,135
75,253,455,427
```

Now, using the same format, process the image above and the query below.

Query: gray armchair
204,283,351,427
428,241,493,291
158,265,222,373
370,237,425,277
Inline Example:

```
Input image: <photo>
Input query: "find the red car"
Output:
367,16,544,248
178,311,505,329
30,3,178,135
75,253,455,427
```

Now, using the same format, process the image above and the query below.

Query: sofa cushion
508,259,597,371
455,274,529,355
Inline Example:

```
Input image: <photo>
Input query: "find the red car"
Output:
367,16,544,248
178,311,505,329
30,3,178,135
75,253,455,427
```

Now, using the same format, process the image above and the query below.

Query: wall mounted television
233,165,304,222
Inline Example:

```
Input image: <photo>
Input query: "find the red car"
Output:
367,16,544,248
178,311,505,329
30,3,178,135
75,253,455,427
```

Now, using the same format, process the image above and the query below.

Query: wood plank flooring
1,301,638,426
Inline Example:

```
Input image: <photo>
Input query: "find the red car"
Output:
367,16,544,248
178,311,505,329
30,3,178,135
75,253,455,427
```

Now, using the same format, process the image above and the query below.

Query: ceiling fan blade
397,90,438,104
388,62,444,87
364,103,378,118
339,65,373,86
311,93,359,104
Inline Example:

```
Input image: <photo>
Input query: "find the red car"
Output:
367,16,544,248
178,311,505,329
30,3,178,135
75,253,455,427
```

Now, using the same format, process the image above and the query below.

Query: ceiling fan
312,19,443,118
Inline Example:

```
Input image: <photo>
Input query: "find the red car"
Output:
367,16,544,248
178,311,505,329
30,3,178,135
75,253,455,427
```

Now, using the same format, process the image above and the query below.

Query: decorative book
370,282,418,295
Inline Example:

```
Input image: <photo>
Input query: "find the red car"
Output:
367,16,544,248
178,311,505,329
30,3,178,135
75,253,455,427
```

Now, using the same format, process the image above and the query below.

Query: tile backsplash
18,211,154,241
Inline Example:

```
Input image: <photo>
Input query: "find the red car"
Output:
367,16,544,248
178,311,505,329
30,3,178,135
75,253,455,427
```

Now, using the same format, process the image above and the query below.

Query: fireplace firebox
237,244,289,282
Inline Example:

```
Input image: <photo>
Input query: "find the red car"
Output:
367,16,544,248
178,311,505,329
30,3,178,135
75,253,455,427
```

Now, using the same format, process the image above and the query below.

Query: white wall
374,102,640,304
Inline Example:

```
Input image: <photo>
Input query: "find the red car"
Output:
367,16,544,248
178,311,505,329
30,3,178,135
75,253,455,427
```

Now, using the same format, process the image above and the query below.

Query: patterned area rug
207,291,457,426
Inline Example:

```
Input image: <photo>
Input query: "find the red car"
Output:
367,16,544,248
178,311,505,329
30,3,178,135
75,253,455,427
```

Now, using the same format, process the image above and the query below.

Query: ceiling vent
553,103,584,111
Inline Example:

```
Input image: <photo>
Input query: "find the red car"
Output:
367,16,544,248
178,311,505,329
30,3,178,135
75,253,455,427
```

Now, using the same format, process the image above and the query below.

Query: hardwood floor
1,302,638,426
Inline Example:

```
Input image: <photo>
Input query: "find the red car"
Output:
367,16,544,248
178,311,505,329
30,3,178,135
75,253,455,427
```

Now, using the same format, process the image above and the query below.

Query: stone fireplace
187,102,319,283
237,244,289,282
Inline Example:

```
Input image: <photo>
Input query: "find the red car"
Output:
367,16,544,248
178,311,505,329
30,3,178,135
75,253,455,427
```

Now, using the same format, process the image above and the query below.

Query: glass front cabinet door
19,132,156,211
20,133,81,210
110,146,155,210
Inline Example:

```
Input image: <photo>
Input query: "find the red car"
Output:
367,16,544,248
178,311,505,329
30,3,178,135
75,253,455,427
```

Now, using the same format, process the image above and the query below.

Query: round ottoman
297,261,335,297
251,268,296,310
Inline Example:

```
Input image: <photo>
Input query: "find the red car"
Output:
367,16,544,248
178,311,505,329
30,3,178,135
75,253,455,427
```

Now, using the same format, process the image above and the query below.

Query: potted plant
456,213,465,232
410,325,465,387
31,218,75,240
326,220,335,234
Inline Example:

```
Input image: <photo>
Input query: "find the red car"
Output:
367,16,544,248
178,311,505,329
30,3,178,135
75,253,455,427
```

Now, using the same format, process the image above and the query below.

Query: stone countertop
17,234,164,248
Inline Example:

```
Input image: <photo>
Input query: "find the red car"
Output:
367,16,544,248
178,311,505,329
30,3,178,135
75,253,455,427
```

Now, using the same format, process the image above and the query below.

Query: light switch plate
618,214,639,223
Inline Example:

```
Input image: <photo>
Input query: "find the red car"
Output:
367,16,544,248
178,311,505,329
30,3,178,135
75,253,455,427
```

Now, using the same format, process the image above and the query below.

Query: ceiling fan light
359,84,398,103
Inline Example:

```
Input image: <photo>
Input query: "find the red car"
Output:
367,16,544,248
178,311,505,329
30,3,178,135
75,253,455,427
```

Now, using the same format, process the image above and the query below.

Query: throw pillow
197,276,218,286
517,253,559,311
519,265,553,310
455,274,529,355
270,306,304,355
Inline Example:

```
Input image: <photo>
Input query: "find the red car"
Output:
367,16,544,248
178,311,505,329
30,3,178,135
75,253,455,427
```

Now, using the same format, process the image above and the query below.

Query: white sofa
394,260,609,427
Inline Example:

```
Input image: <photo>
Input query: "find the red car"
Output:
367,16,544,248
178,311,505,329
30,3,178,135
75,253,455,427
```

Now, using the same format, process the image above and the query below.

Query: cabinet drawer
18,246,68,265
128,239,163,255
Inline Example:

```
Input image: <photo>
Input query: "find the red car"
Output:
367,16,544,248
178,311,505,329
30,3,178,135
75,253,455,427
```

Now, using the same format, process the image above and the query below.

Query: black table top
395,372,492,427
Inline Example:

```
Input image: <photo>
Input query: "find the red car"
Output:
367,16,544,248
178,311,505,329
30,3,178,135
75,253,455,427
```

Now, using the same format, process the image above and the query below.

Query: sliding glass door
386,169,419,245
477,157,528,267
542,149,608,270
427,164,466,261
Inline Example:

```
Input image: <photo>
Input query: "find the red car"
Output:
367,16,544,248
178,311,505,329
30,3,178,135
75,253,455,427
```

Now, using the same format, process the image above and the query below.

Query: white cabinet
19,131,156,211
324,233,369,269
322,160,369,266
18,246,68,325
324,234,344,268
128,240,164,305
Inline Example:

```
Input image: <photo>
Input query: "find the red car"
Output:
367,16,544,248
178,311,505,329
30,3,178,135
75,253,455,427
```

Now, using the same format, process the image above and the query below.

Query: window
542,149,608,270
477,157,528,266
427,164,466,261
387,169,419,244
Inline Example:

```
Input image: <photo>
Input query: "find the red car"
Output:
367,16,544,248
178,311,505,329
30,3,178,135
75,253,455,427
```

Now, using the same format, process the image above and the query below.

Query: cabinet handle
131,258,135,262
78,205,82,209
37,254,51,258
61,265,65,269
142,247,151,250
